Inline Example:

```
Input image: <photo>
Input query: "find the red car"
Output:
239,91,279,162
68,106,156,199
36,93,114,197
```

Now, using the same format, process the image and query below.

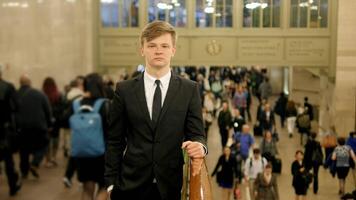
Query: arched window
148,0,187,27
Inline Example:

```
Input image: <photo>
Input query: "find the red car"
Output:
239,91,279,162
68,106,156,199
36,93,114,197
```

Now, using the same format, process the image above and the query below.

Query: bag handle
93,98,106,113
72,99,81,113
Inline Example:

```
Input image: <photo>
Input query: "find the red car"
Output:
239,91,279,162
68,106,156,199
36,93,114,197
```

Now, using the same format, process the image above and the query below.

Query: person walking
212,147,238,200
254,163,279,200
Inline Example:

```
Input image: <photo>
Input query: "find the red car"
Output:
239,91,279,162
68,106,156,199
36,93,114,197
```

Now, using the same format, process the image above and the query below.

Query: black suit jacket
105,72,207,199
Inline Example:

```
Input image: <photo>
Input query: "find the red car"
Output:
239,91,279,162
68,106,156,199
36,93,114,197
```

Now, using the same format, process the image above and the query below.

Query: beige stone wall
333,0,356,135
0,0,94,89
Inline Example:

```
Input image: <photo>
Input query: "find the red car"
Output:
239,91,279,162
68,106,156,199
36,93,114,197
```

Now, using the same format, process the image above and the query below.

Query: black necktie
152,80,162,124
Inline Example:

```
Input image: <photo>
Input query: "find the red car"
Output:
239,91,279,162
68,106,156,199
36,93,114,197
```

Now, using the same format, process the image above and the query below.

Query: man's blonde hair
140,21,177,46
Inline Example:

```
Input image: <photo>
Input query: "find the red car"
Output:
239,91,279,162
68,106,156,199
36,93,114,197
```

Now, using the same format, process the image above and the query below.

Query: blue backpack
69,98,106,158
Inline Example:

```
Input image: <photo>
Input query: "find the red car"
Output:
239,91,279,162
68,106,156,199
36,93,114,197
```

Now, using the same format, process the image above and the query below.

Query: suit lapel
158,73,180,123
134,74,154,131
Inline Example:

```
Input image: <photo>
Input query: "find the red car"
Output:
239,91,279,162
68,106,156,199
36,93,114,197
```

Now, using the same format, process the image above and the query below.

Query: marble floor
0,96,354,200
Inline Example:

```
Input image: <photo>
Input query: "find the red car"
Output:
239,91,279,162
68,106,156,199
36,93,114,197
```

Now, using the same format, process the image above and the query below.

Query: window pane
263,0,271,27
252,6,260,27
272,0,280,27
309,0,319,28
121,0,130,27
244,0,280,28
224,0,233,27
131,0,139,27
243,0,253,27
290,0,298,27
299,0,308,27
100,0,119,28
196,0,232,27
216,0,224,27
320,0,328,27
148,0,186,27
169,0,187,27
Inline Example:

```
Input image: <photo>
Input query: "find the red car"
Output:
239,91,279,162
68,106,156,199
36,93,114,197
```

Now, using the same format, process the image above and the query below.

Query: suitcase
272,158,282,174
253,125,262,136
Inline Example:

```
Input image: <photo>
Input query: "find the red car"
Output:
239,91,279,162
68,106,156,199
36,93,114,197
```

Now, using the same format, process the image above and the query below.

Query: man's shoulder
175,75,197,88
115,78,137,91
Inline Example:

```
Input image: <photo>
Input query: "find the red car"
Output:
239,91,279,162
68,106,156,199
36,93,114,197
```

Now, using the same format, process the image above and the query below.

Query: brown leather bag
322,135,337,148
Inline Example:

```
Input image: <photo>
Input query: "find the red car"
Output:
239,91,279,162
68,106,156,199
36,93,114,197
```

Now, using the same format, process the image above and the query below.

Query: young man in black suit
105,21,207,200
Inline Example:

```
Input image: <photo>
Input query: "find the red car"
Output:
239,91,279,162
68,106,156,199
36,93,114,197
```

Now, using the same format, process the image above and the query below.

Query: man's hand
182,141,205,177
182,141,205,158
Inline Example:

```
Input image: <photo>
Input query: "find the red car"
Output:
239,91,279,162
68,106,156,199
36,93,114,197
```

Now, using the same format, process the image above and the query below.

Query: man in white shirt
244,148,267,200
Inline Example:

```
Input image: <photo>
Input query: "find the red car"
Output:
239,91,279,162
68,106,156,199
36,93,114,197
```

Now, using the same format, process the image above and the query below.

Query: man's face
141,33,176,70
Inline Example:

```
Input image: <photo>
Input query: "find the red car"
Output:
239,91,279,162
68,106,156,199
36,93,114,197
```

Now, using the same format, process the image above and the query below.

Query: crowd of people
1,64,356,200
180,66,356,200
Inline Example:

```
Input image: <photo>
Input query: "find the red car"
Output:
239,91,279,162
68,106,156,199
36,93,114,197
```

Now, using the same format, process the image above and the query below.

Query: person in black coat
218,101,232,148
274,92,288,128
304,97,313,121
212,147,238,200
259,104,276,132
291,150,308,200
0,68,21,196
303,132,323,194
105,21,207,200
16,75,52,179
231,108,245,134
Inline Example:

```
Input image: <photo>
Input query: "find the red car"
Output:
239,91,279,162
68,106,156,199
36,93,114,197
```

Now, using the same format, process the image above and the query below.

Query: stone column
333,0,356,136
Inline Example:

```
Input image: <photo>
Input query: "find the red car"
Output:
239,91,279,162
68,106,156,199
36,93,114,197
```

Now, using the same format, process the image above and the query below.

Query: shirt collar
144,70,171,89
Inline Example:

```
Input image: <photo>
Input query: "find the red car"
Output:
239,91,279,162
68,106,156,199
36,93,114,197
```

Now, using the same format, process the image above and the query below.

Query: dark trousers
246,105,252,122
306,162,320,194
19,147,47,176
312,164,320,193
279,114,286,128
64,156,77,180
324,147,335,165
1,149,20,193
219,128,228,148
111,182,163,200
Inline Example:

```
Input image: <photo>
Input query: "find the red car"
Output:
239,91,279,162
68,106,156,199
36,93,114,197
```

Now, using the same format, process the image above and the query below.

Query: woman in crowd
254,163,279,200
332,137,356,196
291,150,308,200
212,147,238,200
260,130,279,163
65,73,109,200
42,77,65,167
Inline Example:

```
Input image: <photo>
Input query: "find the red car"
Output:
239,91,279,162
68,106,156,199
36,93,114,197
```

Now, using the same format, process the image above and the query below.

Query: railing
182,152,213,200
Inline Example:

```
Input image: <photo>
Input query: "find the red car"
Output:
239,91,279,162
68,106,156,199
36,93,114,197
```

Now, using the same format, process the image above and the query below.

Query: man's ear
171,46,176,57
140,47,144,56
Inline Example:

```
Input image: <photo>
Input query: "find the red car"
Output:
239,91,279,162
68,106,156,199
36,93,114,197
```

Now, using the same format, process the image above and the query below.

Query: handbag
322,135,337,148
303,171,313,185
